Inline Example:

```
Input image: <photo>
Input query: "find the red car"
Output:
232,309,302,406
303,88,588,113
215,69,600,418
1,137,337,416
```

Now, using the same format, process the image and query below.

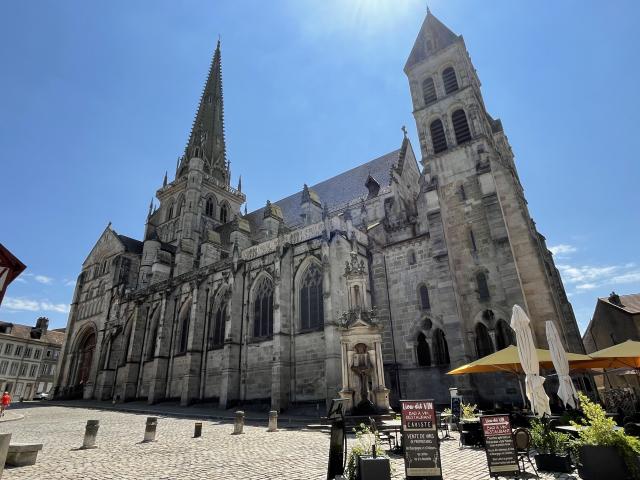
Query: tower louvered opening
422,77,437,106
442,66,459,94
429,119,448,154
452,109,471,144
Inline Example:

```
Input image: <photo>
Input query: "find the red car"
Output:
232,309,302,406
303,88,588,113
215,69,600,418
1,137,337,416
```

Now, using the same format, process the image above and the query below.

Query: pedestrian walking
1,391,11,417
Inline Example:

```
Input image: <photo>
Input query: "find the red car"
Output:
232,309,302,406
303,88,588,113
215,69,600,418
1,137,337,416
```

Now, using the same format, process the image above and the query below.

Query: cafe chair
437,413,450,440
513,428,537,476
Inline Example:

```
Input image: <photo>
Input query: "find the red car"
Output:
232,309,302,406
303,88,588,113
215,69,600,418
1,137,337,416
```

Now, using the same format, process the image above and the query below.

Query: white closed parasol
510,305,551,417
545,320,578,408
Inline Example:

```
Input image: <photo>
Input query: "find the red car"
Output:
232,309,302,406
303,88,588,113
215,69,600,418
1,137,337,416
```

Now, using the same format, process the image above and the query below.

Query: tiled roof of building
0,323,65,346
601,293,640,314
244,148,402,231
117,235,144,254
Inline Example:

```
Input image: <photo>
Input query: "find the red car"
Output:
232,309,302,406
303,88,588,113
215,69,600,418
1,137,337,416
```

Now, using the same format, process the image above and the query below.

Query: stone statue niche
338,251,390,415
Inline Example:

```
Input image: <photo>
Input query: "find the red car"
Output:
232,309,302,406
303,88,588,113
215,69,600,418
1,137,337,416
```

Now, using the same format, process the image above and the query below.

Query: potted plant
345,423,390,480
530,418,573,472
573,393,640,480
459,403,482,447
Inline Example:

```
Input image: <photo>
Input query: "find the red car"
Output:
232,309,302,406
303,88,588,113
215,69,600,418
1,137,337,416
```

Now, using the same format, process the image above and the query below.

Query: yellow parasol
447,345,591,375
570,340,640,370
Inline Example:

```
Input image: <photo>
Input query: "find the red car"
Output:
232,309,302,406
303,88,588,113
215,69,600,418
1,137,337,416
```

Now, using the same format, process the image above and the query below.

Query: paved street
0,404,579,479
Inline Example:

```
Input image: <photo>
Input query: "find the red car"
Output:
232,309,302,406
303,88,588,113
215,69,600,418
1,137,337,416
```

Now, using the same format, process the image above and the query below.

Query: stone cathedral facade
56,11,584,410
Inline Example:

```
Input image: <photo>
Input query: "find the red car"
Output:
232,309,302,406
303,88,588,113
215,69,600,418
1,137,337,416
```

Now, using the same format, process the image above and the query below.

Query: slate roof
600,293,640,315
0,323,65,346
405,10,460,72
117,235,144,254
245,148,402,231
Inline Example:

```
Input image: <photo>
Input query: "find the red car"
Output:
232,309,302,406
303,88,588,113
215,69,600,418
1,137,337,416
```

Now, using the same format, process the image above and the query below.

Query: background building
0,317,65,399
56,11,583,409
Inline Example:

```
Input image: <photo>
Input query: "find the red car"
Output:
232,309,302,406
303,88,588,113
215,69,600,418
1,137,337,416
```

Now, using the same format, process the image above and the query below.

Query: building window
178,306,191,354
0,361,7,375
470,229,477,252
476,272,490,300
432,329,450,365
15,346,23,357
416,333,431,367
9,362,18,376
220,203,229,223
29,365,38,378
53,350,59,360
451,109,472,144
46,350,52,358
253,277,274,338
210,303,227,349
205,196,216,217
442,66,459,94
176,197,184,217
422,77,437,106
166,202,174,222
418,284,431,310
475,323,494,358
429,119,448,154
300,263,324,331
495,319,516,350
408,250,417,266
33,350,41,360
24,347,32,358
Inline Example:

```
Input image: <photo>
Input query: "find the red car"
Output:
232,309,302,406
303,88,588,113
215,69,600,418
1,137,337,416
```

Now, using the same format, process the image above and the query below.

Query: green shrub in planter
530,418,573,473
573,393,640,480
345,423,389,480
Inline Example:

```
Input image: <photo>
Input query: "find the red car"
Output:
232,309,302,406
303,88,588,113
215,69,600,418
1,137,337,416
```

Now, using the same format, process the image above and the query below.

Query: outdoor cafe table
555,424,623,437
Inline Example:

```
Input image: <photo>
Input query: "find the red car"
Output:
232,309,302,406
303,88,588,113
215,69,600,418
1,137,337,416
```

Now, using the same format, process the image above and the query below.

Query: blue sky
1,0,639,333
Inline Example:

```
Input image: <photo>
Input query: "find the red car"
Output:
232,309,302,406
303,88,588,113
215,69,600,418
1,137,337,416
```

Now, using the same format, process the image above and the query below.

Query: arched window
475,323,494,358
209,303,226,348
178,304,191,354
452,109,472,144
416,333,431,367
176,197,184,217
495,319,516,350
442,66,459,94
476,272,490,300
418,284,430,310
433,328,450,365
220,203,228,223
422,77,437,106
408,250,417,266
300,264,324,331
253,277,274,338
430,119,448,154
205,196,216,217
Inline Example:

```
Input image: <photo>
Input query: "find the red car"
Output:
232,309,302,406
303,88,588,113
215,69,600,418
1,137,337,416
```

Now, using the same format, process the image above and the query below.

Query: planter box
534,453,572,473
577,445,629,480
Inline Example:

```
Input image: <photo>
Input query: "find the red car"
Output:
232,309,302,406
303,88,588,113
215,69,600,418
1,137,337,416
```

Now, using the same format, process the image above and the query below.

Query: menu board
480,415,519,476
400,400,442,479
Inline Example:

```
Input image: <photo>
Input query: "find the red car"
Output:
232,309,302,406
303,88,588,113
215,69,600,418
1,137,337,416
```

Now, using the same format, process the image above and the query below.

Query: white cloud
549,244,577,257
14,277,27,284
34,275,53,285
556,264,618,284
611,272,640,284
576,283,597,291
63,279,76,288
3,297,69,314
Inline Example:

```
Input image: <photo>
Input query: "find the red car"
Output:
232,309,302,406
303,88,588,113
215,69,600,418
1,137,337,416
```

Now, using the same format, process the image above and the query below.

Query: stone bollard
267,410,278,432
233,411,244,435
0,432,12,478
81,420,100,449
143,417,158,443
194,422,202,438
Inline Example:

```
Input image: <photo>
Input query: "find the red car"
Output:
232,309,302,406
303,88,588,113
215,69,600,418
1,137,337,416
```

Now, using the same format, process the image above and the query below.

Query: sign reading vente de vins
481,414,519,476
400,400,442,479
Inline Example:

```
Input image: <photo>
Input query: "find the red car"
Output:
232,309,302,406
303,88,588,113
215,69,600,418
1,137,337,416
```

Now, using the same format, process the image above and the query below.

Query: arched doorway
74,329,96,387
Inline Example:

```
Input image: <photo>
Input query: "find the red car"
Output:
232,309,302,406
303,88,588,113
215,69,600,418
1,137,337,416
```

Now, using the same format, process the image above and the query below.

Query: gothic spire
404,9,460,73
181,39,228,183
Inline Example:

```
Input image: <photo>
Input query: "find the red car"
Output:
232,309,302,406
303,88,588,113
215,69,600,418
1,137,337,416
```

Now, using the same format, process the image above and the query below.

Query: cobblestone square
0,404,583,479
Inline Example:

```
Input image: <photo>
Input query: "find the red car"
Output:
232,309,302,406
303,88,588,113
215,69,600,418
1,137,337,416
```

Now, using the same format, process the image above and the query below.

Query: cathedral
55,11,584,410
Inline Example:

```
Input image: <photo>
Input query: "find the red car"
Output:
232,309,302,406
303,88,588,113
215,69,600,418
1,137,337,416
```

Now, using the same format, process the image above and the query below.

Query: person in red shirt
1,392,11,417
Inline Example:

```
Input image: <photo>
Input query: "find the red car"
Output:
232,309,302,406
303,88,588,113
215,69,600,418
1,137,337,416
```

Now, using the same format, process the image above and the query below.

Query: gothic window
422,77,437,106
470,229,477,252
452,109,472,144
178,305,191,354
220,203,229,223
209,303,227,348
432,328,450,365
442,66,459,94
416,333,431,366
475,322,494,358
495,319,516,350
476,272,490,300
176,197,184,217
205,196,216,217
418,284,430,310
430,119,448,154
300,263,324,331
166,202,174,222
253,277,274,338
408,250,416,265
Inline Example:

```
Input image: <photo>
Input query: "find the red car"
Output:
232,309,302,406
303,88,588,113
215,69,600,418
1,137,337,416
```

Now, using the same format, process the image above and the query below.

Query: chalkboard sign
480,415,519,477
400,399,442,479
451,396,462,421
